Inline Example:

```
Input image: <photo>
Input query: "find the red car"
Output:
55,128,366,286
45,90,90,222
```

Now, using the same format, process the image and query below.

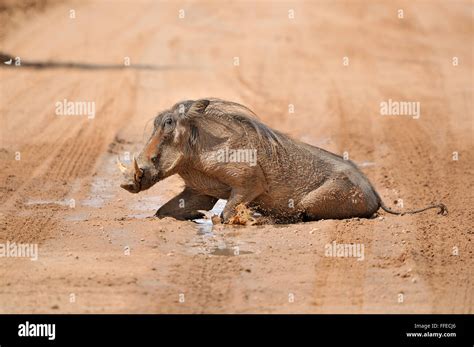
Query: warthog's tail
378,199,448,216
371,188,448,216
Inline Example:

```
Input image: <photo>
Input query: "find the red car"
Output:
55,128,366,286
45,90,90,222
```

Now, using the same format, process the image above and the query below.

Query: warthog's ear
187,99,210,117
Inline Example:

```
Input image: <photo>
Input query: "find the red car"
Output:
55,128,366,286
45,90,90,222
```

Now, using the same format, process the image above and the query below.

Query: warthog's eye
163,117,174,132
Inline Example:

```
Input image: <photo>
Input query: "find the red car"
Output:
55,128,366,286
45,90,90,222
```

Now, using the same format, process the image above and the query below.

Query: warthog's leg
222,186,264,223
155,187,218,220
298,180,377,220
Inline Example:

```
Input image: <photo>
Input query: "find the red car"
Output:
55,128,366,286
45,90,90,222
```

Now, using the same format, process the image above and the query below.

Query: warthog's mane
175,98,285,155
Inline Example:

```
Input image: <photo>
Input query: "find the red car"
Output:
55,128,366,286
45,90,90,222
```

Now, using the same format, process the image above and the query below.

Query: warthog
119,98,447,223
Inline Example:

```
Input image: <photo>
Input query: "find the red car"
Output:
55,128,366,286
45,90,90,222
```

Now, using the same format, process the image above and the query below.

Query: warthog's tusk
116,157,128,173
133,156,143,179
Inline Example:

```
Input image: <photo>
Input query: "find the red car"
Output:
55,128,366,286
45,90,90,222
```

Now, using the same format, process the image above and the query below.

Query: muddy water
60,153,254,257
210,246,253,256
64,212,90,222
81,160,117,208
191,199,255,256
194,199,227,236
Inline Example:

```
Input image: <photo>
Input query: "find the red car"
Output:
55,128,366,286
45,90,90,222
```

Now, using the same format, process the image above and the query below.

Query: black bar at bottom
0,314,471,346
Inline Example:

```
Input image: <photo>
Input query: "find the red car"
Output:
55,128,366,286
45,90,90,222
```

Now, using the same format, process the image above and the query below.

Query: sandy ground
0,0,472,313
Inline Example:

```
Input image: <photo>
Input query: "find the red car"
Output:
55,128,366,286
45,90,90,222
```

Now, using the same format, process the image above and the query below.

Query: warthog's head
118,99,210,193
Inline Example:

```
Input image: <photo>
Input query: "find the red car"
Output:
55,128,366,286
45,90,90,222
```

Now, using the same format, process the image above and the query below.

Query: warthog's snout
117,157,144,194
118,155,162,193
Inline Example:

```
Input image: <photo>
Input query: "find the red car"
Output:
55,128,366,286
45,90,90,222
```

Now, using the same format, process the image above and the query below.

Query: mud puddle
193,199,227,236
26,198,75,207
81,177,115,208
64,212,90,222
210,245,253,256
189,198,255,257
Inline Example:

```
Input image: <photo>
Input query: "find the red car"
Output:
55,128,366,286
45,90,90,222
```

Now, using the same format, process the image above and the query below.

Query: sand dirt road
0,0,472,313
